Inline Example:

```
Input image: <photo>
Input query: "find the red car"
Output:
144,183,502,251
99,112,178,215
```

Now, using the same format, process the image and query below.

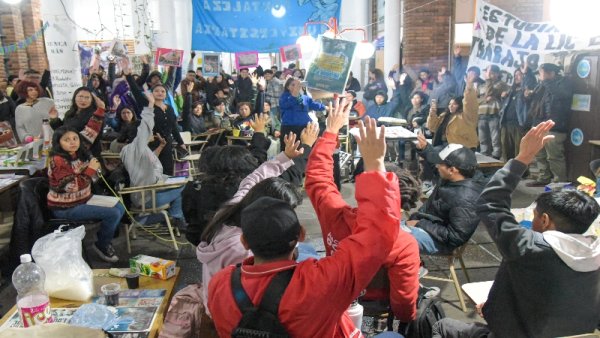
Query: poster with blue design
191,0,342,53
305,36,356,94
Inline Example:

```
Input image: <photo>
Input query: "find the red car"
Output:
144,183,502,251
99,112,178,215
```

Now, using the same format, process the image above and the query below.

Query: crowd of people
1,42,599,338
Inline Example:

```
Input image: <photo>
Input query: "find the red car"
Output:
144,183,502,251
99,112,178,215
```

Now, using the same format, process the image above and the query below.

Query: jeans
52,202,125,250
407,226,452,255
478,115,501,158
535,132,567,182
296,242,320,262
145,186,184,219
432,318,493,338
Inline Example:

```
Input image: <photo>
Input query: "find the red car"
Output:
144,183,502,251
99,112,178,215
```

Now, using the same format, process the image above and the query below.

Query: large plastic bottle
41,119,53,156
347,299,364,333
11,254,54,327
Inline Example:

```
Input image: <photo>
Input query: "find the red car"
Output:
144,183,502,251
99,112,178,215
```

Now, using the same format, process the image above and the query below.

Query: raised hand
141,54,149,64
515,120,555,165
112,95,121,110
415,130,427,150
121,58,132,76
145,91,155,108
249,113,270,133
250,73,259,86
186,81,194,93
283,132,304,159
300,122,319,147
48,105,58,119
325,98,350,134
386,77,396,90
466,71,477,85
354,117,386,172
92,93,105,110
257,76,266,89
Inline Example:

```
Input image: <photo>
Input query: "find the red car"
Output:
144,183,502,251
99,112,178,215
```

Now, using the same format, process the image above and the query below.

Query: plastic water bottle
347,299,364,332
11,254,53,327
41,119,52,156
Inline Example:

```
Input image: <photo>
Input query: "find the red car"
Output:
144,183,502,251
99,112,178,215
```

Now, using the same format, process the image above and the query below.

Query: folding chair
174,132,205,177
117,181,187,253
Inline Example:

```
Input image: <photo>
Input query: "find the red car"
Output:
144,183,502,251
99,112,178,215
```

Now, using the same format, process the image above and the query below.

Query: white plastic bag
31,225,93,301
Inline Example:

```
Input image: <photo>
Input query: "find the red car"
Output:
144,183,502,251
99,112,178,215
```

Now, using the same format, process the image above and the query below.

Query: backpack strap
258,268,295,315
231,265,253,312
230,264,295,316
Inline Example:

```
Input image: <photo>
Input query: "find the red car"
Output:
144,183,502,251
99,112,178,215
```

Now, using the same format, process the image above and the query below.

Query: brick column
0,5,29,75
487,0,544,21
403,0,454,73
0,56,6,81
21,0,48,72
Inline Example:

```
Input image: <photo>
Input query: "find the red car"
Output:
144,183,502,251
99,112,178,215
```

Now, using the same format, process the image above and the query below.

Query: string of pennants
0,21,50,56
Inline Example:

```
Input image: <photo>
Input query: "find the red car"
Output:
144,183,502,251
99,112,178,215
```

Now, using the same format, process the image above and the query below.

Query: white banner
40,0,82,116
468,0,600,83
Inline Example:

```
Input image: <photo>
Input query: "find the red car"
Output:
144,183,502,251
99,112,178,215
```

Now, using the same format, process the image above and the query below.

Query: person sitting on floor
306,100,420,324
120,92,186,231
407,133,485,255
208,115,403,337
433,120,600,337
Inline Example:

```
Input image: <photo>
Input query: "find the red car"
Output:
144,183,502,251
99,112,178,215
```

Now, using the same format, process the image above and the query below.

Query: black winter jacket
529,75,573,133
411,145,485,251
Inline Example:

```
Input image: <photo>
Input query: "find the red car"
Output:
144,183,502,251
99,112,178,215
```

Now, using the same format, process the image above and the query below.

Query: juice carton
129,255,175,280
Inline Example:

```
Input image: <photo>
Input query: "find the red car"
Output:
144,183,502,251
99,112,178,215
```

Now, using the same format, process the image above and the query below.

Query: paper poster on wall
235,51,259,69
571,128,584,146
202,53,221,77
155,48,184,67
280,44,302,63
572,94,592,112
305,36,356,94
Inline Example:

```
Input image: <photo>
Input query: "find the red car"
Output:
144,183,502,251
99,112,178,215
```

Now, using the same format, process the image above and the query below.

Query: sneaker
93,243,119,263
419,266,429,279
420,284,441,298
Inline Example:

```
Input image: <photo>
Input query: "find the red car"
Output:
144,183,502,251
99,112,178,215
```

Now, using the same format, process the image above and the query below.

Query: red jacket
305,132,420,322
208,171,401,337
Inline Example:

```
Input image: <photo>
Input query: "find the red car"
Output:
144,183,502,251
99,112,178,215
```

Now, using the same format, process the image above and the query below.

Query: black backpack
230,265,294,338
397,288,446,338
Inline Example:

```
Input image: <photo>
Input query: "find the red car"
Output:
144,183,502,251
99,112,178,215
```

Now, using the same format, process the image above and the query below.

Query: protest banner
191,0,341,52
280,44,302,63
155,48,184,67
468,0,600,83
235,51,259,69
305,36,356,94
203,53,221,77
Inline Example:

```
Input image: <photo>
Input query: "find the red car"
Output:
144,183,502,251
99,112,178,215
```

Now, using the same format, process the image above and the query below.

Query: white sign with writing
40,0,82,116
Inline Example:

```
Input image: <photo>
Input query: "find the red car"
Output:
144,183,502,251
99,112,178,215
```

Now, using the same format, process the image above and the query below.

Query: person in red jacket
306,100,420,323
208,112,401,338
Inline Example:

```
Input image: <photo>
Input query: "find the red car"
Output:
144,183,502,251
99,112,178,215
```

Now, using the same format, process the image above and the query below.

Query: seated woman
120,92,186,230
398,91,430,164
231,101,254,136
49,87,106,158
15,80,55,143
263,101,281,139
47,126,125,263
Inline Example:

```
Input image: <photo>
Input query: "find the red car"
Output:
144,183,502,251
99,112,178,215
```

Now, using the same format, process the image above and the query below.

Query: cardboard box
129,255,176,280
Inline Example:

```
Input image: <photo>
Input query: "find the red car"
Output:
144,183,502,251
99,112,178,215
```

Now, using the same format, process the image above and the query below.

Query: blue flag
191,0,342,53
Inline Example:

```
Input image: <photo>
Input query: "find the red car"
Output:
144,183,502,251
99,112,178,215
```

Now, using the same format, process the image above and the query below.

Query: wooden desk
0,268,180,337
589,140,600,147
226,135,252,145
476,153,504,168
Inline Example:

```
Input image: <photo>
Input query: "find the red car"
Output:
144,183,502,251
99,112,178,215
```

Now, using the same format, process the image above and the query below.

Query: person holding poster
278,78,327,150
525,63,572,186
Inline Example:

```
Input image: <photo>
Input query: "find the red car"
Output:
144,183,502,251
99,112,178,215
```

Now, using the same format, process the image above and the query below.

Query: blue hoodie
279,91,325,126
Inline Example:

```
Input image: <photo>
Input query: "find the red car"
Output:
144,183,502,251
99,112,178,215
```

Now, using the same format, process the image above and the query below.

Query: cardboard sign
235,51,259,69
155,48,184,67
280,44,302,62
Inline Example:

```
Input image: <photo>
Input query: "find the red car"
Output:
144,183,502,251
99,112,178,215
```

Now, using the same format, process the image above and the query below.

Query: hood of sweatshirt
542,230,600,272
196,224,248,265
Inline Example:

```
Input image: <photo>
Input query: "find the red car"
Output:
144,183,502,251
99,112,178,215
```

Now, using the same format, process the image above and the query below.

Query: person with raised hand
433,120,600,337
305,99,420,323
208,105,402,337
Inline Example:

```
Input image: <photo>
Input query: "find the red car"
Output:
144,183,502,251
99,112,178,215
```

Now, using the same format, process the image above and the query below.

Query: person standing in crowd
278,77,326,149
525,63,573,186
398,91,430,164
345,71,361,92
234,68,254,106
263,69,284,119
434,120,600,337
363,68,387,108
478,65,509,159
499,65,537,162
431,67,457,115
6,75,19,98
14,80,55,143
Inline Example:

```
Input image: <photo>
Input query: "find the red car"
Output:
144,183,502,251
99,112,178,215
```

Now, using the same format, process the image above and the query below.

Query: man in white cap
405,134,485,254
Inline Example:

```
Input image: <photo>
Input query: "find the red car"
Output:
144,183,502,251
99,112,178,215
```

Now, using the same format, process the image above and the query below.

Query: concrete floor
0,170,546,333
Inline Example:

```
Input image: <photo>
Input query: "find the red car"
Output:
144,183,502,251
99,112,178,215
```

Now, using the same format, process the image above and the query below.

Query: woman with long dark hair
47,126,124,262
49,86,106,157
15,80,55,143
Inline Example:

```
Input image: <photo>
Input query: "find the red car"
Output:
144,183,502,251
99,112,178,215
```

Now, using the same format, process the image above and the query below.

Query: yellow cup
232,129,240,137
